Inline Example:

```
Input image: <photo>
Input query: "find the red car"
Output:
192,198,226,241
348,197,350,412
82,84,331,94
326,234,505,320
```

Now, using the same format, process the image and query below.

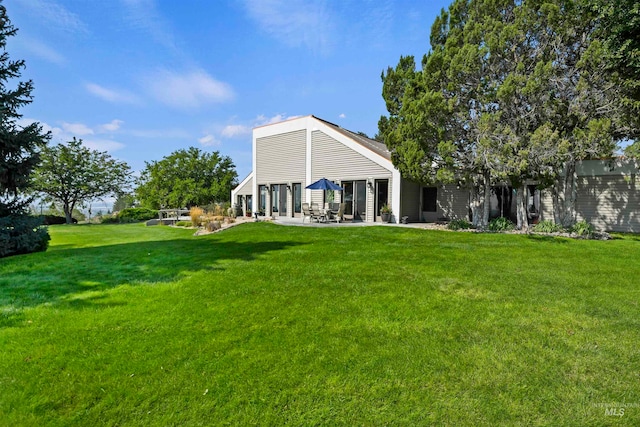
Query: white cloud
120,0,178,53
82,139,125,152
243,0,336,54
198,134,220,147
17,118,63,137
254,114,300,126
18,37,66,65
62,122,94,136
145,68,234,109
339,113,346,119
85,83,140,104
360,2,394,49
18,0,88,34
98,119,124,133
19,118,125,153
221,124,251,138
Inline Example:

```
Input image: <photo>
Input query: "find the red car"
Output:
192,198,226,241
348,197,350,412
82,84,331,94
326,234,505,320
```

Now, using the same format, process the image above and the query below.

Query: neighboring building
543,159,640,233
232,115,639,231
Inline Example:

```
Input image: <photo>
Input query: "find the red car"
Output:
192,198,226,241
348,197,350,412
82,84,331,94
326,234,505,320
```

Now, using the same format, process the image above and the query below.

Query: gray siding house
539,159,640,233
233,115,402,223
232,115,639,231
233,115,473,224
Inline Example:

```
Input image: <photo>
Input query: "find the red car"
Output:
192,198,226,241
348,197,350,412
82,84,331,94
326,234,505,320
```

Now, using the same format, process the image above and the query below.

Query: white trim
252,131,258,214
306,123,313,204
391,169,401,224
231,172,253,198
253,116,311,139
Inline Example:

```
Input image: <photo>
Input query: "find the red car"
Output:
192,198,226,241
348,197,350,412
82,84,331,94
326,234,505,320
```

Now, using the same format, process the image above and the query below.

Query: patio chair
302,203,313,223
310,203,324,222
332,203,346,223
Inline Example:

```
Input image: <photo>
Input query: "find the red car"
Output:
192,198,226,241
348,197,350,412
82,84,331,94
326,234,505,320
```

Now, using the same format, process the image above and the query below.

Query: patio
272,216,428,229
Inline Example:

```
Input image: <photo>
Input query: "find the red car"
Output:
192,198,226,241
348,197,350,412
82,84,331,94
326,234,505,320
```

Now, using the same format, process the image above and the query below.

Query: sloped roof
311,115,391,160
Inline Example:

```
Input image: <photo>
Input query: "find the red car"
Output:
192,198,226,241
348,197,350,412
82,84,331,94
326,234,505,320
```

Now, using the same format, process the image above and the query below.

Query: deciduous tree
31,138,132,224
136,147,237,209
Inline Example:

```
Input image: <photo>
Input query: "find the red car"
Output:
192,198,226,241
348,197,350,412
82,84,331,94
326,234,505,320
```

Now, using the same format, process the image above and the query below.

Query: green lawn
1,223,639,425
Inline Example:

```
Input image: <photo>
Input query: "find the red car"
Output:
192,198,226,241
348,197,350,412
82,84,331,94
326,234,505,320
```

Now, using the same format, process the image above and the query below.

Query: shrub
0,215,50,258
190,206,204,227
175,221,191,227
203,203,231,217
571,220,595,237
42,207,85,222
100,215,120,224
532,220,564,233
447,219,473,230
117,208,158,222
487,217,515,232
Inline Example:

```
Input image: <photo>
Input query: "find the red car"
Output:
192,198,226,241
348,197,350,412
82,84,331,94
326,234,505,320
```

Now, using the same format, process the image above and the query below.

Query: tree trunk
63,202,74,224
482,174,491,227
515,185,528,230
552,160,577,227
470,186,482,227
552,175,563,225
564,160,577,227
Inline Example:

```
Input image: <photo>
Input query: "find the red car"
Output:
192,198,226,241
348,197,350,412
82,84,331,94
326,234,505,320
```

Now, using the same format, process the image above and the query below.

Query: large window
293,183,302,213
423,187,437,212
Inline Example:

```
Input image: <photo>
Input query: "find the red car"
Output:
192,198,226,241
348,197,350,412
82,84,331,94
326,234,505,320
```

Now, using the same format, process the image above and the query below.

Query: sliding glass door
271,184,287,216
342,180,367,221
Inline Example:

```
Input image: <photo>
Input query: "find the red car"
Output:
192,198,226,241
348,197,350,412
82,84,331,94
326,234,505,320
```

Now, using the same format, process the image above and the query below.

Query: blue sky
8,0,451,182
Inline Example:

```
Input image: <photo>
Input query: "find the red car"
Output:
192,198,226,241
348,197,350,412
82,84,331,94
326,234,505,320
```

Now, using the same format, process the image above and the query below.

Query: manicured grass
1,223,639,425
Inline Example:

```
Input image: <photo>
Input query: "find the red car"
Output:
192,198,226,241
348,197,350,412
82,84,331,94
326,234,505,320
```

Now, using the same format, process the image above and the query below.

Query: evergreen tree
379,0,634,229
0,3,50,257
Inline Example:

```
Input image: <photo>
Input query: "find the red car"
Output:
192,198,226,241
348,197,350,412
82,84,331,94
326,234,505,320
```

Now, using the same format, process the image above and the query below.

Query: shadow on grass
0,237,302,326
525,234,570,243
609,232,640,241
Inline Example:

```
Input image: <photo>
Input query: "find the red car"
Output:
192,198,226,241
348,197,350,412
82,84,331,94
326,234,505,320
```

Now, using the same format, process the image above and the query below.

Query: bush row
446,217,596,237
101,208,158,224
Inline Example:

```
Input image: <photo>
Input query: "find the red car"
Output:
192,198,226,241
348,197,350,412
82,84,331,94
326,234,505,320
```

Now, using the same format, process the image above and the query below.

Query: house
232,115,467,224
232,115,639,232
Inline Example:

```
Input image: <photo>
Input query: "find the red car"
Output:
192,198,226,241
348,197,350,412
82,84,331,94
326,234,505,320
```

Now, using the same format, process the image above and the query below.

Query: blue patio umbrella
305,177,344,191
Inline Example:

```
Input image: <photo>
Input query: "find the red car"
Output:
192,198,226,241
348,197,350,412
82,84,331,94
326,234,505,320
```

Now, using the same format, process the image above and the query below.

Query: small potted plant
246,210,252,217
380,203,392,223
